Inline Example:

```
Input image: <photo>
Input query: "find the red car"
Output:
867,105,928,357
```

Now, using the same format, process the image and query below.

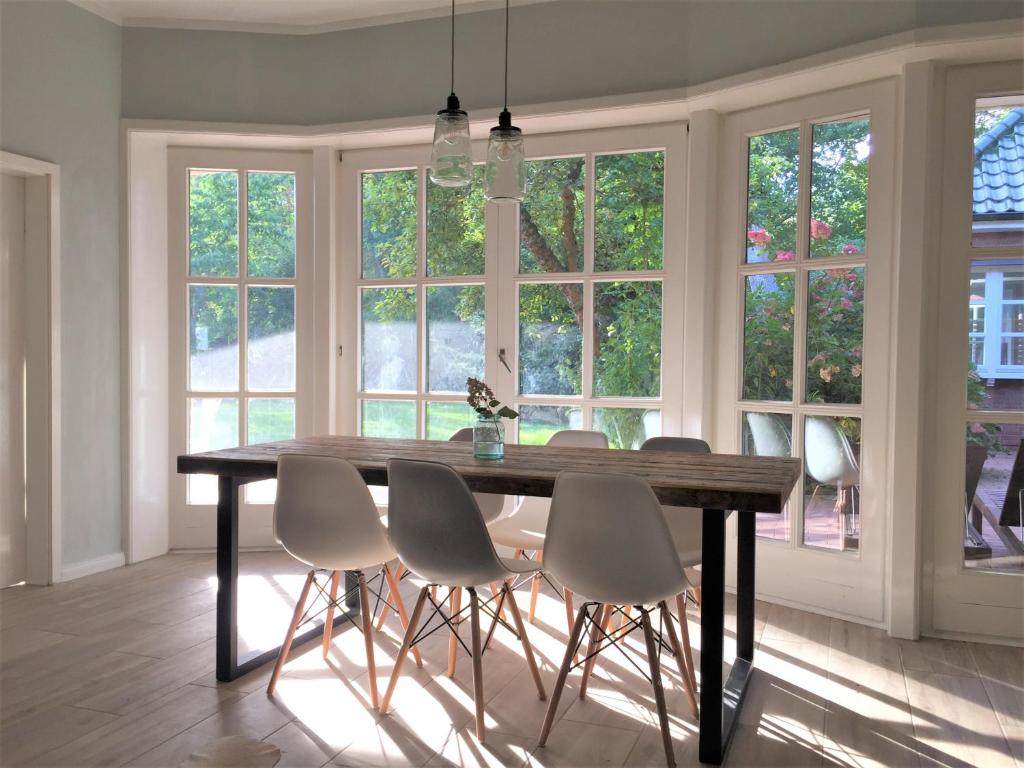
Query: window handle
498,348,512,374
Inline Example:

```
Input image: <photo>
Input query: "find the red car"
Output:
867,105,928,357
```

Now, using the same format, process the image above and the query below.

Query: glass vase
473,416,505,459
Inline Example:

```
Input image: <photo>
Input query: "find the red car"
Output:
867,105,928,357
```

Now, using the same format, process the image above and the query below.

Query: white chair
745,412,793,458
375,427,507,630
637,436,709,697
266,454,421,709
538,471,699,768
380,458,547,743
487,429,609,633
805,415,860,549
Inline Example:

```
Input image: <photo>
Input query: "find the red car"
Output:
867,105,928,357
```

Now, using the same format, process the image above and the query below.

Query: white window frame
337,125,687,445
168,148,314,549
716,80,897,625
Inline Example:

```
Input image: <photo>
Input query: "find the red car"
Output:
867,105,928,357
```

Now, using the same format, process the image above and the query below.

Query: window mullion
238,169,249,450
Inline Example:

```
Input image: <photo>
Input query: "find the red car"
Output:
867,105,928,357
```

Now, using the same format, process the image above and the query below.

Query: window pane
188,398,238,503
1002,338,1024,366
247,172,296,278
361,170,416,279
1002,303,1024,333
803,415,860,551
246,398,295,503
968,262,1024,410
519,157,584,274
809,118,870,259
427,285,484,393
806,268,865,405
361,287,416,393
972,101,1024,248
189,285,238,391
594,151,664,271
427,166,485,276
743,273,795,401
1004,269,1024,300
593,408,661,450
965,422,1023,571
519,283,582,396
742,412,793,541
247,286,295,391
593,281,662,397
746,129,799,264
189,170,238,277
425,401,478,440
517,405,582,445
361,400,416,438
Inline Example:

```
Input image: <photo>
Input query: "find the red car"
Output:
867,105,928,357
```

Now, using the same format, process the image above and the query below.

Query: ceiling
70,0,558,33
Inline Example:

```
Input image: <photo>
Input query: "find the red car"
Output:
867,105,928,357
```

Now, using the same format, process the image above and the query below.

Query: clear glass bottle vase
473,416,505,459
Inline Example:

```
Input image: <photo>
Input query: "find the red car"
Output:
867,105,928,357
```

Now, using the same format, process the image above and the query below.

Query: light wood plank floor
1,552,1020,767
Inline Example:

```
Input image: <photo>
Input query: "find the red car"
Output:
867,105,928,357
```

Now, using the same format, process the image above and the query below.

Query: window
355,165,486,440
171,151,312,510
341,127,683,450
739,116,870,550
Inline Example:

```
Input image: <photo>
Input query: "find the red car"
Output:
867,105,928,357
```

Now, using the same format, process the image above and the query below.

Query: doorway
0,151,61,586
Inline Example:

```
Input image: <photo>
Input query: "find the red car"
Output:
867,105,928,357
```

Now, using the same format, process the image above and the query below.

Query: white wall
120,0,1022,126
0,0,123,569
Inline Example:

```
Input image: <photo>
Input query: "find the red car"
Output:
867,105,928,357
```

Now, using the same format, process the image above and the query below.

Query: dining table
177,435,800,765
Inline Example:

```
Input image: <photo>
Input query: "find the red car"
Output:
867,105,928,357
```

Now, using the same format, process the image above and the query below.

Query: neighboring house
970,108,1024,421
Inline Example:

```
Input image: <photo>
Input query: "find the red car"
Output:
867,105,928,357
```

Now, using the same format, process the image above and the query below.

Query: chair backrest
274,454,390,568
744,412,792,458
640,437,708,560
510,429,609,519
804,416,859,487
545,471,687,606
387,458,505,585
449,427,505,522
546,429,609,449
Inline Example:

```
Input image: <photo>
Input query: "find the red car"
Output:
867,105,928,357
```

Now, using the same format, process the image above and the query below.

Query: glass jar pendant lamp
429,0,472,188
484,0,525,201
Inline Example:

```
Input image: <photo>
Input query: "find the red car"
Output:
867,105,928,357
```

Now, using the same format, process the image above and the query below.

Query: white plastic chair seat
287,531,396,575
664,509,702,567
486,496,549,550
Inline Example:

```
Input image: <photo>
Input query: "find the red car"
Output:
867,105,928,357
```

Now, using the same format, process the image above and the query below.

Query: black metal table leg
699,509,756,764
215,473,359,682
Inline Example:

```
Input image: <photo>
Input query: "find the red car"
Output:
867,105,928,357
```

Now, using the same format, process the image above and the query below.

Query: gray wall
1,0,123,567
121,0,1022,126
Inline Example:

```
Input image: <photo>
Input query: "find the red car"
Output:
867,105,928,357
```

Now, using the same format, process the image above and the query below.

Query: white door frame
0,151,62,585
928,60,1024,642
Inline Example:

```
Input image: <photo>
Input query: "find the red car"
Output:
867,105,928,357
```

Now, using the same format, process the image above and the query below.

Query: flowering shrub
805,268,865,404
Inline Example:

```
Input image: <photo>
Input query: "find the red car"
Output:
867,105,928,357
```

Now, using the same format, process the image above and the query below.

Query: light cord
503,0,509,110
450,0,455,95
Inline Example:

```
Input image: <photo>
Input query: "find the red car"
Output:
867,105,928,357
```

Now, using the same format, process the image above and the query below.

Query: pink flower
810,219,833,241
847,271,859,283
819,366,834,383
841,298,853,310
852,364,862,378
841,243,861,254
747,227,772,246
970,422,986,434
775,250,795,262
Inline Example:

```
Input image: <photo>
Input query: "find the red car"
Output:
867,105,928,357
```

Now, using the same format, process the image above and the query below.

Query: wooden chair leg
489,582,509,623
620,604,633,629
358,572,380,711
503,584,546,700
267,569,315,696
380,586,429,715
538,604,590,747
383,563,423,669
322,570,341,658
580,603,612,699
692,587,702,613
528,548,544,622
431,584,438,602
673,593,698,699
448,586,463,678
469,589,486,742
375,568,394,631
661,601,698,719
641,608,677,768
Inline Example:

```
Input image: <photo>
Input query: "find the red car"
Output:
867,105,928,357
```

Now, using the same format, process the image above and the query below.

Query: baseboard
60,552,126,582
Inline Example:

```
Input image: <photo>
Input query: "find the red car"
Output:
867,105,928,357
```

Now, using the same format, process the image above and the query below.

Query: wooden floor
1,552,1020,767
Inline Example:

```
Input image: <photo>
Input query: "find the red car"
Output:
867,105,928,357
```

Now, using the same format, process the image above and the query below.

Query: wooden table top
178,435,800,514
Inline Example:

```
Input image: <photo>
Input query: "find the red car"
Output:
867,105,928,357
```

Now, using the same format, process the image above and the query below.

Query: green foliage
975,108,1012,139
189,171,238,277
427,166,486,276
362,170,417,278
743,274,795,401
747,129,799,261
247,172,296,278
593,281,661,398
595,152,664,271
809,120,869,259
519,158,585,273
805,269,865,404
966,362,1003,452
518,283,583,396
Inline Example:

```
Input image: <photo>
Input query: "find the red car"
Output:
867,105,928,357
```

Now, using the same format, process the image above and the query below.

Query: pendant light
429,0,473,188
484,0,525,202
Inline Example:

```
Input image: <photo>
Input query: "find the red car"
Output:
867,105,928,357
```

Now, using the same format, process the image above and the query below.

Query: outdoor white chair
266,454,421,709
380,458,547,743
805,415,861,550
486,429,609,633
745,411,793,458
537,470,699,768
